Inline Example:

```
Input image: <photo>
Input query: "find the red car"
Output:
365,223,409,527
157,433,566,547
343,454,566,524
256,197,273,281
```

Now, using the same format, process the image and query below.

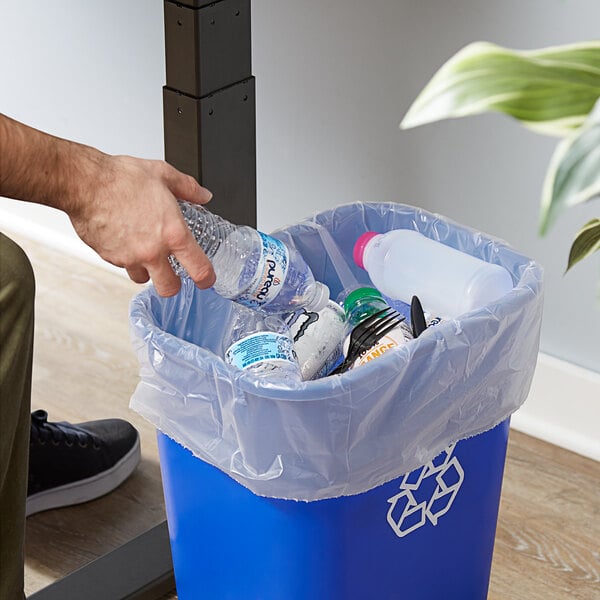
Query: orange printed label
356,334,401,366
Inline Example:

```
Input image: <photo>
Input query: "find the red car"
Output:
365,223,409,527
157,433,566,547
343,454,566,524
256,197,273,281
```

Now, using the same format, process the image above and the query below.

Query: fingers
170,228,216,290
125,160,216,296
162,163,212,205
126,266,150,284
148,261,183,297
126,263,179,298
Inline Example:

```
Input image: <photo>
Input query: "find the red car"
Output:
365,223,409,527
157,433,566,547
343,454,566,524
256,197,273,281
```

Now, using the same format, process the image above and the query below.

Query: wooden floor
7,230,599,599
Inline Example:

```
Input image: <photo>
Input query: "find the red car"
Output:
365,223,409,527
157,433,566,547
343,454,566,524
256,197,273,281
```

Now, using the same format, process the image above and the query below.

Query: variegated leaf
540,106,600,234
566,218,600,272
401,41,600,137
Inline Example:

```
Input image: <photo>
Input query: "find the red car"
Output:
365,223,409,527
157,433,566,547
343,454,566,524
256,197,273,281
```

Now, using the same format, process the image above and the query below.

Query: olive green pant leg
0,233,35,600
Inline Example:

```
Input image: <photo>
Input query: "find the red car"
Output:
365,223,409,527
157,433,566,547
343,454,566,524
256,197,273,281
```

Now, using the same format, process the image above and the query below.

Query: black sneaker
27,409,141,517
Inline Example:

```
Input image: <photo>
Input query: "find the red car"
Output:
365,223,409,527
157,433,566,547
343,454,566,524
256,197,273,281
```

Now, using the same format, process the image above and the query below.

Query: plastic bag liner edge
128,201,544,501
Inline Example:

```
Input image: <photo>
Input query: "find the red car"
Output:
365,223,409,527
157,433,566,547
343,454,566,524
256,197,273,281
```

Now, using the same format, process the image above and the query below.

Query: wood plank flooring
8,231,167,596
5,229,598,599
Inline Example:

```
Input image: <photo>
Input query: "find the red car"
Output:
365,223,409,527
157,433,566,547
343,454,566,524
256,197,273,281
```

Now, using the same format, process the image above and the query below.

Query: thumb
163,164,213,205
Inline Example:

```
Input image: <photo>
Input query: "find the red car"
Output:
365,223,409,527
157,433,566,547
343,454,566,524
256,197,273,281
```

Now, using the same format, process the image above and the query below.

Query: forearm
0,112,215,295
0,113,105,216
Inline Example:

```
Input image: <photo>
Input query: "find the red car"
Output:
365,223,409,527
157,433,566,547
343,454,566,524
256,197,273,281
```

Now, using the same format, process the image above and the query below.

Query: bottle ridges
179,202,235,260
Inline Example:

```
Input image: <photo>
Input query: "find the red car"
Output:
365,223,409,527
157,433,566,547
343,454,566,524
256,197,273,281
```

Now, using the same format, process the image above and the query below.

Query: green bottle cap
343,287,384,314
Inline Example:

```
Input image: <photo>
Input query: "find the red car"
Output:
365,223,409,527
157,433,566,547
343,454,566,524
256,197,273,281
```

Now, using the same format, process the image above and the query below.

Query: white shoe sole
26,434,141,517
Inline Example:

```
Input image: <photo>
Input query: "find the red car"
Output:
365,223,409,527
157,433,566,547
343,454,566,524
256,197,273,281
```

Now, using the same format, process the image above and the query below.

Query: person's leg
1,233,142,598
0,233,35,600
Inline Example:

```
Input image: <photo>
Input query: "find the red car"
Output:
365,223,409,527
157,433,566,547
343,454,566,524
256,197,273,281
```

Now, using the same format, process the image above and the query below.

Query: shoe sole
26,433,141,517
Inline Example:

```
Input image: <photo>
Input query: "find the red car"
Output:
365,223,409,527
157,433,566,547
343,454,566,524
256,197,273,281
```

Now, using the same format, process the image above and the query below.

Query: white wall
0,1,165,236
251,0,600,374
1,0,599,374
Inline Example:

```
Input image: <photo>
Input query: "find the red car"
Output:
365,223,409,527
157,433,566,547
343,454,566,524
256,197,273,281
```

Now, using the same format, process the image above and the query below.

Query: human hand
0,115,213,296
69,155,215,297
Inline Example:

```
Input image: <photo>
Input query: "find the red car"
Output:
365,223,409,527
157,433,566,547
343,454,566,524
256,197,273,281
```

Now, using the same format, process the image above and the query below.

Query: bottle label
225,332,297,370
353,327,407,368
426,315,444,327
315,346,344,379
286,305,347,380
236,232,289,309
287,309,321,343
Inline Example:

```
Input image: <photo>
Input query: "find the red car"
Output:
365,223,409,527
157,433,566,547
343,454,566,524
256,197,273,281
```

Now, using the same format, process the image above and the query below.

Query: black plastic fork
332,307,405,375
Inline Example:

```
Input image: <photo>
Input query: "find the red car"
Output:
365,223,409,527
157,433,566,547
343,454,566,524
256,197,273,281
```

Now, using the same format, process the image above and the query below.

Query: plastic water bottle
286,300,347,380
353,230,513,318
342,287,411,370
171,201,330,313
223,308,301,382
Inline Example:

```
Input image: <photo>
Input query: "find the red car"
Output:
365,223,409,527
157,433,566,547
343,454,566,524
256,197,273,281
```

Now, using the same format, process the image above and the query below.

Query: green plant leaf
566,218,600,271
401,41,600,137
540,108,600,234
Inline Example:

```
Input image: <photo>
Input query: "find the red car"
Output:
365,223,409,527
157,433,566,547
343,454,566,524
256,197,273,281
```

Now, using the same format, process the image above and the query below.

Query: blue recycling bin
158,418,510,600
130,203,543,600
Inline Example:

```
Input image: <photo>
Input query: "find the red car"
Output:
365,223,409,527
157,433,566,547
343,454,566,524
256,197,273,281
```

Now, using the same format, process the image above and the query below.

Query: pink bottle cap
353,231,379,269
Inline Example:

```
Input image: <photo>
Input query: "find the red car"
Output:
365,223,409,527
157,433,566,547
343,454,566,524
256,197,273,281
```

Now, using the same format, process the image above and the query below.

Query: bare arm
0,113,215,296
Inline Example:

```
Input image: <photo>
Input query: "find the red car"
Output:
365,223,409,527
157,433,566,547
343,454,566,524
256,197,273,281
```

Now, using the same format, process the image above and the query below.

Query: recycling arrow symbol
386,443,465,538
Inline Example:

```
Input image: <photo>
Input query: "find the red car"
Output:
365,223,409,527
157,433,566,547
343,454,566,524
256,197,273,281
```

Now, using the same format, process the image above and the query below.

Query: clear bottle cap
307,282,330,312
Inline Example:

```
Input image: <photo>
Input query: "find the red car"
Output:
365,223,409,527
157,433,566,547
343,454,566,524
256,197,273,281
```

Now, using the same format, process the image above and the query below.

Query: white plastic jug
353,230,514,318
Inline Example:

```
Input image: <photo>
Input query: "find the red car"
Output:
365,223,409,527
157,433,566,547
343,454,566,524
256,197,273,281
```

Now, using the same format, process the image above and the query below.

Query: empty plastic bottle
171,201,329,313
353,230,514,318
223,308,302,382
286,300,347,380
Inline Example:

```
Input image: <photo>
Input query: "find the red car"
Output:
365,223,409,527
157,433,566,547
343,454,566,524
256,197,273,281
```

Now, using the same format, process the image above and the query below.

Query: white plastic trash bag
129,202,544,501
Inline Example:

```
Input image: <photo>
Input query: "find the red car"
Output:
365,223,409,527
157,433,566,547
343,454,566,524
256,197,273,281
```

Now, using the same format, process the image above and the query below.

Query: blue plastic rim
157,419,510,600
